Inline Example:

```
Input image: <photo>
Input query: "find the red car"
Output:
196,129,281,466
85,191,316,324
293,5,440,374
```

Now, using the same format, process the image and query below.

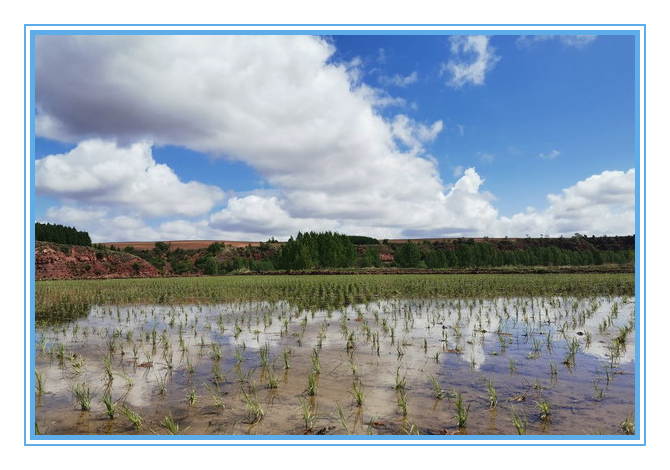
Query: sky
33,32,637,243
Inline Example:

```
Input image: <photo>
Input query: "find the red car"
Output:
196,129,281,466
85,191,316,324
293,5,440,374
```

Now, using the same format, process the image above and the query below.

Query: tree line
274,231,358,270
395,240,634,268
35,222,91,246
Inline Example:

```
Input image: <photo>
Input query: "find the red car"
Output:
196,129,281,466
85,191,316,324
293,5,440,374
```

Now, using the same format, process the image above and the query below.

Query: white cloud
43,206,161,242
34,36,634,242
496,169,635,236
35,140,225,217
391,114,443,156
441,36,500,88
540,149,561,160
516,35,597,49
35,36,445,223
209,195,337,239
379,71,418,87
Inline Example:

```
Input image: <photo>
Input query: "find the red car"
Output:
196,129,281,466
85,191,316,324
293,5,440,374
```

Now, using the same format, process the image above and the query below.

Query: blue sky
34,33,636,242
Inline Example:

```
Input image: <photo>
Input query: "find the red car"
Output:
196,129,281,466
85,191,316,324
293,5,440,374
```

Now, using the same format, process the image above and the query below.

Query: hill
35,241,160,280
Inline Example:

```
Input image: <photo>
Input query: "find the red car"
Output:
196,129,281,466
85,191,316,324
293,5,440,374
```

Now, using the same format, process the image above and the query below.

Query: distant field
102,240,264,250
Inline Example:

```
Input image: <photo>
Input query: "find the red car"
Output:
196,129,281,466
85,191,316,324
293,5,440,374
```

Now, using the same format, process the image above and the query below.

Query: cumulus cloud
34,35,634,242
35,36,447,223
497,169,635,236
441,36,500,88
516,35,597,49
391,115,443,155
35,140,225,217
43,206,161,242
209,195,337,239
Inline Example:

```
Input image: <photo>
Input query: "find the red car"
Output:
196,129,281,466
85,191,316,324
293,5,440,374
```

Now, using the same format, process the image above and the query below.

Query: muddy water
34,297,636,436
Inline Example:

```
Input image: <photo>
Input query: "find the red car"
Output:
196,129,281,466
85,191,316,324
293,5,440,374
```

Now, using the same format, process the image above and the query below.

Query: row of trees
35,222,91,246
274,232,358,270
392,240,634,268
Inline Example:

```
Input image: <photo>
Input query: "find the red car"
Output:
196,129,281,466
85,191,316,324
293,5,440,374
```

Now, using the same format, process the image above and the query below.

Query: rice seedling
259,343,270,368
334,402,350,434
511,407,527,435
72,382,92,411
266,368,279,389
509,358,518,374
234,347,244,364
101,391,116,419
118,371,133,389
299,398,318,430
311,348,321,375
397,390,408,416
155,373,168,395
160,413,180,434
282,347,291,370
35,371,44,396
404,423,420,435
120,405,143,429
487,379,498,409
452,391,470,428
394,367,407,391
185,355,195,374
204,382,224,408
186,387,197,406
306,371,318,396
242,389,264,423
211,343,222,361
351,380,364,407
593,379,604,401
428,374,446,399
535,399,551,421
621,413,635,435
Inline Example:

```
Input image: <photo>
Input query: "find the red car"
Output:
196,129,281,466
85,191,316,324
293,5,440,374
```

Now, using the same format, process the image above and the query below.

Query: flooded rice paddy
34,290,636,436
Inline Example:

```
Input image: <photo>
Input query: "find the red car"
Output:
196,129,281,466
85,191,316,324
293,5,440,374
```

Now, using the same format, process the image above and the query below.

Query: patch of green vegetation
35,273,635,322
